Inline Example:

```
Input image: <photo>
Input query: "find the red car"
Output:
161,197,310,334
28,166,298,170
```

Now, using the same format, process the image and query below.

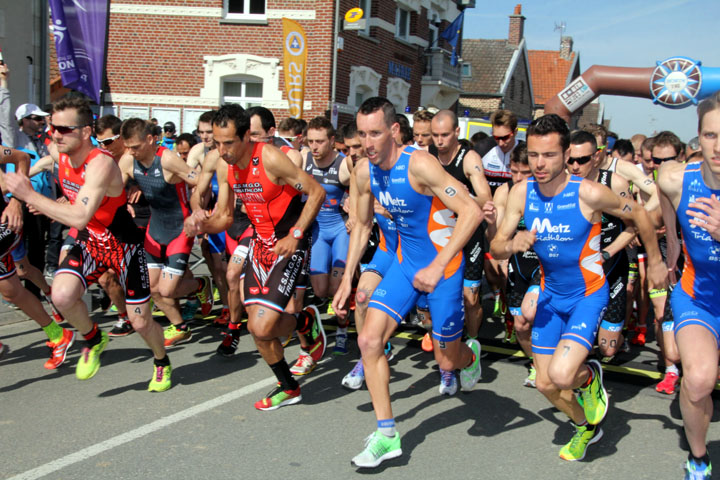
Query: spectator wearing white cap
0,63,49,158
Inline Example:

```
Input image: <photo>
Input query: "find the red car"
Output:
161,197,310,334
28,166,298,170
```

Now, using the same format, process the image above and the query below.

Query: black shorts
600,250,629,327
243,236,309,313
506,249,541,314
462,224,484,287
57,235,151,305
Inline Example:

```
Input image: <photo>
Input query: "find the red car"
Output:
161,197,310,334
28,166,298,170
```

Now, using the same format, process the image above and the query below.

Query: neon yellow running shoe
148,364,172,392
76,331,109,380
559,424,603,461
578,359,608,425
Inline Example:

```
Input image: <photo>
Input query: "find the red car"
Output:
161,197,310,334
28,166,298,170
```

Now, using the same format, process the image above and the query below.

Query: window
357,0,371,36
224,0,266,21
461,63,472,77
222,77,263,107
347,66,381,107
395,8,410,39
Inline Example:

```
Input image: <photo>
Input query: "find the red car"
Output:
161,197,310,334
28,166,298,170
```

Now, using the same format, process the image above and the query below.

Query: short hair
470,131,489,145
569,130,597,151
343,120,358,139
246,106,276,132
358,97,397,128
95,114,122,135
121,118,154,140
213,103,250,138
613,139,634,158
396,114,413,144
687,151,703,162
641,136,654,154
697,90,720,131
413,109,435,123
307,116,336,139
198,110,216,126
278,117,304,136
176,133,197,148
490,109,518,131
583,123,608,146
652,131,683,156
459,138,473,150
52,96,94,129
527,114,570,151
433,110,458,129
510,142,528,165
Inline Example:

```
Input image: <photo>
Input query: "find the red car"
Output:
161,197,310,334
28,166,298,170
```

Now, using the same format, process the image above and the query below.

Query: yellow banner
282,18,307,119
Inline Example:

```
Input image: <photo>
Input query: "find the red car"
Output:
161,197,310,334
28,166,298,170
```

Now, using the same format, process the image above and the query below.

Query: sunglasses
493,133,513,142
163,127,175,132
49,123,88,135
567,155,593,165
652,155,677,164
96,134,120,146
27,115,46,122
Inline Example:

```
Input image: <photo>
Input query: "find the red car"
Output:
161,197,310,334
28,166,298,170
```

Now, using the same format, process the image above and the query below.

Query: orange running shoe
421,332,433,352
630,325,647,346
44,328,76,369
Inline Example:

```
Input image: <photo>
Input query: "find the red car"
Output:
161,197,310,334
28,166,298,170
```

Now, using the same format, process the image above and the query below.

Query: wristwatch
601,250,611,262
291,228,303,239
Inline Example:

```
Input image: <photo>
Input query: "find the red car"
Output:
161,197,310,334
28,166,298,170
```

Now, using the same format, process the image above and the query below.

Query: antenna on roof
554,21,566,48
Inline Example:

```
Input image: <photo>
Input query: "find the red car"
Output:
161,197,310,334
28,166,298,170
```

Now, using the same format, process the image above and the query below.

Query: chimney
560,36,573,60
508,4,525,47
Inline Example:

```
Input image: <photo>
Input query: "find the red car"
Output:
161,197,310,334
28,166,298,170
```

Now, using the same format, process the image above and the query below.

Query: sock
337,326,347,336
294,310,312,335
689,451,711,466
154,355,171,367
83,323,101,348
228,321,241,337
666,364,680,375
377,418,396,437
118,311,128,322
270,359,299,390
574,419,589,428
42,321,64,343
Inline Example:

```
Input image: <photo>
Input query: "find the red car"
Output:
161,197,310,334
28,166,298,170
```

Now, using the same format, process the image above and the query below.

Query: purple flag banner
49,0,108,104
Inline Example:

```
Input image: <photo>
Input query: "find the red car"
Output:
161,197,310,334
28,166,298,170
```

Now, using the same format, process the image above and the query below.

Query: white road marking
8,376,276,480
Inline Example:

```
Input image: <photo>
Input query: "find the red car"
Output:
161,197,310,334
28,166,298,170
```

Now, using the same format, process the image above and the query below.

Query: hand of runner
5,172,33,203
272,235,297,258
2,198,23,233
332,278,352,319
687,194,720,241
482,200,497,225
646,259,669,293
127,184,143,203
413,262,444,293
345,216,356,233
183,210,206,237
510,228,536,254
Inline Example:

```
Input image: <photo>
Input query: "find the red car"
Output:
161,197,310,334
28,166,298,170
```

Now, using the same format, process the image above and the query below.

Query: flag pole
99,0,111,116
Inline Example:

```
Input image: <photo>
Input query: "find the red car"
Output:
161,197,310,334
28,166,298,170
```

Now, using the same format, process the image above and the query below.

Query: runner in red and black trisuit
185,104,327,410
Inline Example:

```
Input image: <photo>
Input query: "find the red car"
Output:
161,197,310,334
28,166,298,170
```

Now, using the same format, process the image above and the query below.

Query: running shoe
578,359,608,425
290,351,316,375
685,458,712,479
342,361,365,390
279,332,293,348
148,364,172,392
195,276,214,316
305,305,326,362
108,319,134,337
76,331,109,380
44,328,75,370
421,332,433,352
630,325,647,346
384,342,394,362
438,368,458,396
492,293,506,318
216,333,240,357
503,319,516,343
655,371,680,395
558,424,603,461
181,298,200,321
334,328,349,356
163,324,192,347
460,339,482,391
327,300,335,316
254,384,302,411
212,308,230,327
213,286,221,303
524,364,537,388
351,431,402,468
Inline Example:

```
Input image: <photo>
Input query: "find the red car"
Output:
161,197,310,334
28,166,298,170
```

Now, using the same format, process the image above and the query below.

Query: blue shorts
360,248,394,277
369,257,465,343
531,283,609,354
309,221,349,275
207,232,225,255
11,237,26,262
672,287,720,348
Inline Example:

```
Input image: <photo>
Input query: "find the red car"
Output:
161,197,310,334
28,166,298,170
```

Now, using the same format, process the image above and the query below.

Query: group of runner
0,85,718,478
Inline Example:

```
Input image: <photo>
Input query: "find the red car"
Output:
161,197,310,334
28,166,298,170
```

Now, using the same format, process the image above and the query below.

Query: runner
490,114,667,462
119,118,211,347
656,92,720,479
333,97,483,468
184,103,327,410
6,96,171,391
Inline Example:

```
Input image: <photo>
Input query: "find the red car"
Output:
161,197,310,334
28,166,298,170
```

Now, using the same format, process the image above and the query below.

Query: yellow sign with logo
345,8,363,23
282,18,307,119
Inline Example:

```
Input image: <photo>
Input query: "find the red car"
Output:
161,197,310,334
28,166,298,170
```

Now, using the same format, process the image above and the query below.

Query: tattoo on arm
562,345,571,357
622,203,632,212
294,183,303,191
187,171,197,179
643,179,653,186
619,191,627,197
81,197,89,206
3,148,11,157
444,186,457,197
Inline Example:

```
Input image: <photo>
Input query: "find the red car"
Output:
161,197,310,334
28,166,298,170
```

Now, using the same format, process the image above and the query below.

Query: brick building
100,0,468,131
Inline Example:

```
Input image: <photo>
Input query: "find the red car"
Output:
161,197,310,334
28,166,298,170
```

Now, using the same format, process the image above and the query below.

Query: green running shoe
578,359,608,425
523,364,536,388
148,364,172,392
76,331,109,380
351,431,402,468
559,424,603,461
254,384,302,411
460,339,482,391
181,298,200,321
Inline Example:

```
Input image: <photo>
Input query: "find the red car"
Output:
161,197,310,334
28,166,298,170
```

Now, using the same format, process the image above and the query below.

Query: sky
462,0,717,142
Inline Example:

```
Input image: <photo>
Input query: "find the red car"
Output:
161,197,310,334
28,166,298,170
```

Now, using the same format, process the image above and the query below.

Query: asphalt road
2,305,719,480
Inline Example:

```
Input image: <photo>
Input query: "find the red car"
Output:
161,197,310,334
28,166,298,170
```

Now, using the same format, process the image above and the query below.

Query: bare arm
490,181,534,259
162,149,199,187
190,149,219,211
186,143,205,169
656,161,686,279
602,173,637,258
185,158,233,236
0,147,30,231
464,150,492,207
